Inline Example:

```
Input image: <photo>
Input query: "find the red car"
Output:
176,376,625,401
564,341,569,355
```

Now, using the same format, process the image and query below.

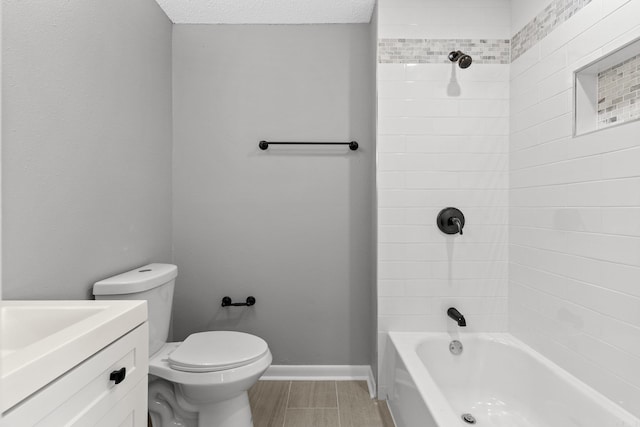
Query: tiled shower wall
376,0,510,395
598,53,640,128
509,0,640,417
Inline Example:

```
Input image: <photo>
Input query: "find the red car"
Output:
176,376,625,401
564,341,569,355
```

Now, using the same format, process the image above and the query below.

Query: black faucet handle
437,208,465,235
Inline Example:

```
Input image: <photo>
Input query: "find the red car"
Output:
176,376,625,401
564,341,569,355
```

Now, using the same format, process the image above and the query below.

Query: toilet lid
168,331,269,373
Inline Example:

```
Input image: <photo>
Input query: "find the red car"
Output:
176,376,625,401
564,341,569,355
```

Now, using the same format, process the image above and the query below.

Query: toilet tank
93,263,178,356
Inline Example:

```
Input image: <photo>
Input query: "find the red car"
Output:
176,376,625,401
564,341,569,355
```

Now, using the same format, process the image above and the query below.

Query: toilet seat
149,338,273,387
168,331,269,373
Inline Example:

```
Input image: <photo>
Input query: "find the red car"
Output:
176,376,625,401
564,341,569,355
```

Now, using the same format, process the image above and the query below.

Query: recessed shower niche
574,37,640,136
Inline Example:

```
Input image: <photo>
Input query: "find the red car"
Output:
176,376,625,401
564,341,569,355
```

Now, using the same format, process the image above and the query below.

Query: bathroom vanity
0,300,148,426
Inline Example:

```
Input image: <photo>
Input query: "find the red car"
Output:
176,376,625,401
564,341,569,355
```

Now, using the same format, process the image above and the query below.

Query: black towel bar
258,140,358,151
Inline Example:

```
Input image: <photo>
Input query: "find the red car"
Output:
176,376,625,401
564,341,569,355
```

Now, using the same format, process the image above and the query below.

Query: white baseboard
261,365,377,399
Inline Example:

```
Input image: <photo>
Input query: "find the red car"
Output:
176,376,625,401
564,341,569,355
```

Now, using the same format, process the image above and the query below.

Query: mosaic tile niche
598,54,640,128
575,38,640,135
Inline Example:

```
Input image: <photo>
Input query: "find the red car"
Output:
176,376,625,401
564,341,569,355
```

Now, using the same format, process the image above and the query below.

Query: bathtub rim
388,331,640,426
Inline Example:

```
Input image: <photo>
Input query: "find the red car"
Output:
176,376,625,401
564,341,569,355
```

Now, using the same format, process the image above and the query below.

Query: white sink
1,306,104,355
0,300,147,413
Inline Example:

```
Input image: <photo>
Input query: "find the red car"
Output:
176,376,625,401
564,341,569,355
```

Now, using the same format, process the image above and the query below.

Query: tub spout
447,307,466,327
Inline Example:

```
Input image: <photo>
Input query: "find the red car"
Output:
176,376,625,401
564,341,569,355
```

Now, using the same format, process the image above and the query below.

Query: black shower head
448,50,473,69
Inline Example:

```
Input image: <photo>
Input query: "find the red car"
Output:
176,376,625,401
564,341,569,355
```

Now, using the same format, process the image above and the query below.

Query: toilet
93,263,271,427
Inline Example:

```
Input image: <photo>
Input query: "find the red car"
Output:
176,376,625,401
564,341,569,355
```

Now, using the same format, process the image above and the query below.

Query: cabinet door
94,379,147,427
1,322,148,427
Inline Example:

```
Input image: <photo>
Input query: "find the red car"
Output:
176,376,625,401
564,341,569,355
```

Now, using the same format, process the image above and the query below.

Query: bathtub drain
449,340,463,355
461,413,476,424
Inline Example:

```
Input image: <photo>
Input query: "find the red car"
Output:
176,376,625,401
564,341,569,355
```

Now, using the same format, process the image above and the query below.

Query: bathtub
386,332,640,427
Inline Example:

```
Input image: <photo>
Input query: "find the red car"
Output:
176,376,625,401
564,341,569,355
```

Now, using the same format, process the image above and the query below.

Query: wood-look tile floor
249,381,395,427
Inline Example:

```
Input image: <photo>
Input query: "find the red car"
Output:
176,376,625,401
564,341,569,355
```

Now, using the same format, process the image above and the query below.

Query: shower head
448,50,473,69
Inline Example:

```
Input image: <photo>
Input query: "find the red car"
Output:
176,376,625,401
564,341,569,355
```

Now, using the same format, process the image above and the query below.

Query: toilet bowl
93,264,271,427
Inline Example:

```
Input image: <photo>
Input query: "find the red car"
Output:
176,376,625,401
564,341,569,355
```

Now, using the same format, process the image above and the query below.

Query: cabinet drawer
2,322,148,426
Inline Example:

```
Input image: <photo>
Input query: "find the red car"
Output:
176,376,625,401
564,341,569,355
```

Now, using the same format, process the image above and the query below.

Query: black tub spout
447,307,467,327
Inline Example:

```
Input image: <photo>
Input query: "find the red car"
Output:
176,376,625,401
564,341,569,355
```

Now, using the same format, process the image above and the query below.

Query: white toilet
93,263,272,427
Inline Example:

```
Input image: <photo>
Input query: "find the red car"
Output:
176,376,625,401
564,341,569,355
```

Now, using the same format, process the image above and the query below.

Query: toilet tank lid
93,263,178,295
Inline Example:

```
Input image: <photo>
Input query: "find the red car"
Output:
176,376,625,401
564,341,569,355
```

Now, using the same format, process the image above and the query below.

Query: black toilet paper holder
221,296,256,307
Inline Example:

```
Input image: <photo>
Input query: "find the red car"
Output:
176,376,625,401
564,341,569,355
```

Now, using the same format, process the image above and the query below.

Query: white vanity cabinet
1,322,149,426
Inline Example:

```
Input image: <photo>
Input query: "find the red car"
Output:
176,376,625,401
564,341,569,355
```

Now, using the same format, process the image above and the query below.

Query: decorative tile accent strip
511,0,593,61
378,39,510,64
597,54,640,128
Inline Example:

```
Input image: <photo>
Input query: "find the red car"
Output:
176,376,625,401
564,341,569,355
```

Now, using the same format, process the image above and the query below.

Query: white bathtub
386,332,640,427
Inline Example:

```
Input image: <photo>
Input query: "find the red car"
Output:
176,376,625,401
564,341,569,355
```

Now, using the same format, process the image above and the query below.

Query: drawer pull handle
109,367,126,385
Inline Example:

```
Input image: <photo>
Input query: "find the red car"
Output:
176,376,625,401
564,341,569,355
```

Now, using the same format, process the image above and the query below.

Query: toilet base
198,392,253,427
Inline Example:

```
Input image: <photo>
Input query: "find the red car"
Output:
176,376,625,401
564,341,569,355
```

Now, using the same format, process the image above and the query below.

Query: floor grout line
335,381,341,427
285,407,340,409
282,380,292,427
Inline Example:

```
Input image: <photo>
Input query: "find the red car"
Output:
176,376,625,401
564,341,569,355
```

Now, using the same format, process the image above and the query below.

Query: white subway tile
600,208,640,238
569,120,640,158
405,135,509,153
567,178,640,207
379,153,508,172
378,99,460,117
377,64,406,81
378,81,440,99
510,207,603,233
378,171,405,189
599,315,640,358
378,296,437,315
538,113,572,143
511,42,541,78
601,146,640,180
377,135,406,153
536,46,568,82
378,208,406,225
379,242,507,262
539,0,603,59
404,64,451,82
565,232,640,266
510,225,568,252
457,64,510,82
510,126,541,152
378,280,406,297
431,117,509,136
510,263,567,299
510,87,538,114
510,185,567,207
459,100,509,117
405,278,507,297
537,69,572,102
378,117,435,135
510,138,569,170
565,280,640,326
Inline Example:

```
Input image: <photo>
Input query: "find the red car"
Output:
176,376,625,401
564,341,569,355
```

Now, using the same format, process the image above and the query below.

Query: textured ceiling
154,0,376,24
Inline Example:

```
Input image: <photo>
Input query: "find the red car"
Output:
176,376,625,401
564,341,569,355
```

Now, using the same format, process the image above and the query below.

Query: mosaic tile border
378,38,510,64
511,0,593,61
597,53,640,127
378,1,595,64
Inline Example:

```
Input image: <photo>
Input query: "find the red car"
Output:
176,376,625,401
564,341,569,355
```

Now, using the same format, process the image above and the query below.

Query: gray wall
2,0,173,299
172,25,375,365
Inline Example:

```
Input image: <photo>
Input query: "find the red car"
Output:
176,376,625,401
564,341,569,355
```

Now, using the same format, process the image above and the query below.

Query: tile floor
248,380,395,427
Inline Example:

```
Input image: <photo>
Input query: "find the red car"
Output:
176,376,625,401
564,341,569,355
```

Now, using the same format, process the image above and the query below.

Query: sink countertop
0,300,147,413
